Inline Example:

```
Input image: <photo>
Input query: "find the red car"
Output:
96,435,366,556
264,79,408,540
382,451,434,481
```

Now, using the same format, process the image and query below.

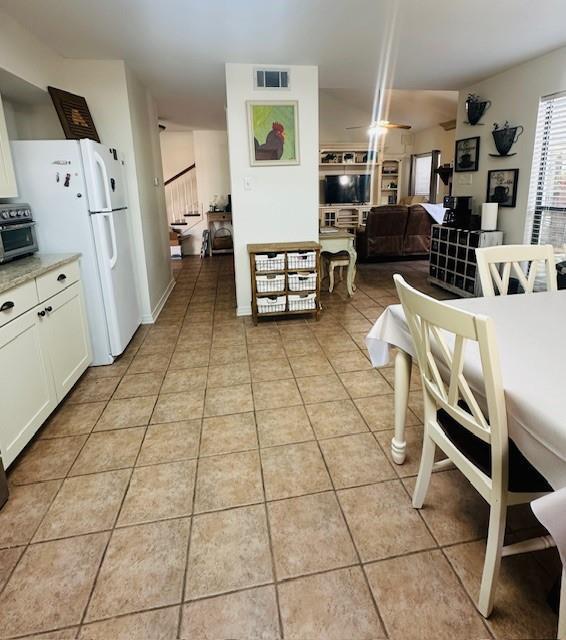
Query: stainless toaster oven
0,204,38,263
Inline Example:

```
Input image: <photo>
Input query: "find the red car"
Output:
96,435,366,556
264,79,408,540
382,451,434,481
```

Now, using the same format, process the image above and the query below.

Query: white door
80,139,127,212
40,282,92,401
91,208,140,355
0,307,56,467
0,93,17,198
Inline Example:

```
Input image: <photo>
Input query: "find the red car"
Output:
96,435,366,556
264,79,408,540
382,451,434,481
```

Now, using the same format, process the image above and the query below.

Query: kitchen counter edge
0,253,81,294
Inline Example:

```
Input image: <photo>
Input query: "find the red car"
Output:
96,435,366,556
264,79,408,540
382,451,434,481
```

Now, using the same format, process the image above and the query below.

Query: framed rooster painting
247,101,299,166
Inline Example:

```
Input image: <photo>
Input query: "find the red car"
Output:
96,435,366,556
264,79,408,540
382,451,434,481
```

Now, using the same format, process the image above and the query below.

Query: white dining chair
394,274,552,618
531,490,566,640
475,244,557,296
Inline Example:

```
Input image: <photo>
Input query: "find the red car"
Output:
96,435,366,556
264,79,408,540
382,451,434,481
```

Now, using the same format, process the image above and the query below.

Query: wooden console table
319,230,357,296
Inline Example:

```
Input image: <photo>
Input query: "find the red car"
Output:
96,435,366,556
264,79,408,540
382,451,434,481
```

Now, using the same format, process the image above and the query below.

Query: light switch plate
243,177,252,191
457,174,473,185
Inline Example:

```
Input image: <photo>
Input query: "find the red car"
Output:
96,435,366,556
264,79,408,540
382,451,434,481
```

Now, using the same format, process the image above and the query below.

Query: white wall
225,63,319,315
125,67,172,319
160,129,230,255
453,45,566,244
192,130,231,255
411,124,455,201
0,10,172,322
160,131,195,181
319,91,371,145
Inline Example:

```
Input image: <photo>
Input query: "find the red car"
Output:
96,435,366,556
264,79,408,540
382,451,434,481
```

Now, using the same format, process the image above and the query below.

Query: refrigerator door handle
93,151,112,212
102,212,118,269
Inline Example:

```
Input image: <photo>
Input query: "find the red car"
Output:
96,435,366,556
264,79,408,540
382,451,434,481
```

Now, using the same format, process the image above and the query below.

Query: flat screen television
324,174,370,204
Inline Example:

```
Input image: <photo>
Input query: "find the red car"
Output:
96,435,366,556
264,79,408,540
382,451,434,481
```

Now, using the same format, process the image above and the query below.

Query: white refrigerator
11,139,141,366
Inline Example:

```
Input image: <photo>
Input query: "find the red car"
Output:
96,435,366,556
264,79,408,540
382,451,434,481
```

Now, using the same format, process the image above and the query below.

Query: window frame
526,90,566,248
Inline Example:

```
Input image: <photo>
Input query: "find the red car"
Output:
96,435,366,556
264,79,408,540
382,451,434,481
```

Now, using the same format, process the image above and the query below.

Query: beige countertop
0,253,81,295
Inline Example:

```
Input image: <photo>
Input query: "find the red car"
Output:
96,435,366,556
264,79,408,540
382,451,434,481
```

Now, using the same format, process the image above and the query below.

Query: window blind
413,154,433,196
526,91,566,249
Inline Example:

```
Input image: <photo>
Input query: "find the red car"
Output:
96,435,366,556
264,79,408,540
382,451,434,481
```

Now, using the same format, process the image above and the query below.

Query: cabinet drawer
36,260,80,302
0,280,39,328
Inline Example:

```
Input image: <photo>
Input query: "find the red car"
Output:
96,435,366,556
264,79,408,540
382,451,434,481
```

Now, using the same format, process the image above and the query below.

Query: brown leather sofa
356,204,434,261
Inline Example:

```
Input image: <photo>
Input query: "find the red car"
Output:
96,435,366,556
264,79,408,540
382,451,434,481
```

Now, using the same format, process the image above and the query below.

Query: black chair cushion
437,408,552,493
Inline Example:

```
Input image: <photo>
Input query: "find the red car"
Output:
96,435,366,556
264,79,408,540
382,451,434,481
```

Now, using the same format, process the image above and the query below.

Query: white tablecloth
366,291,566,489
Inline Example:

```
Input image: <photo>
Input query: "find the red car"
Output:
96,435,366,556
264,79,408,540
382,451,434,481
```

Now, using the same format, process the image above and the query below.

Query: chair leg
412,429,436,508
329,265,335,293
478,498,507,617
338,266,344,282
558,567,565,640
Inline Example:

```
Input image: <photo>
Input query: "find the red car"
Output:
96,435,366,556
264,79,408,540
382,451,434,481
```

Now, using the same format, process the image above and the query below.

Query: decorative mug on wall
465,94,492,125
491,121,524,157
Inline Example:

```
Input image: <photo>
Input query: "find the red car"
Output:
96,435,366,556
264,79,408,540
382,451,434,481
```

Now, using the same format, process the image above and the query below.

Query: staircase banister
164,163,196,186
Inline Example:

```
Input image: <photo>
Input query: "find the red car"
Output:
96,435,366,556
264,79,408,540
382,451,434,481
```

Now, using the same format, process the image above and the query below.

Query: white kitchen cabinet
39,281,91,400
0,306,56,467
0,94,17,198
0,259,92,467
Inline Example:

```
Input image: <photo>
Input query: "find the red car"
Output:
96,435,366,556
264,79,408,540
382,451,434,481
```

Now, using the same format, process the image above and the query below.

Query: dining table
365,289,566,491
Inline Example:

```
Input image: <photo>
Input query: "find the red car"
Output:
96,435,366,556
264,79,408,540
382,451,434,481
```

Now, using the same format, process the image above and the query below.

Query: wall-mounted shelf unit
319,148,377,167
380,160,400,205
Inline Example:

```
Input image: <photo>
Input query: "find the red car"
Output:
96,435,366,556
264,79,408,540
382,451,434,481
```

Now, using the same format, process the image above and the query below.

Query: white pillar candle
481,203,498,231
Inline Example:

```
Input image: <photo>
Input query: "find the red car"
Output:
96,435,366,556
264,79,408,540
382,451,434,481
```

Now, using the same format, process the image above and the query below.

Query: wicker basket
287,251,316,270
288,272,317,291
288,293,316,311
256,274,285,293
257,295,286,314
212,227,233,250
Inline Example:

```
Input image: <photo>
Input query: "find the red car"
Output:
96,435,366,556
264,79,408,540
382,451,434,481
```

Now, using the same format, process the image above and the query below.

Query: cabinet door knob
45,306,53,313
38,310,46,317
57,273,66,282
0,301,14,312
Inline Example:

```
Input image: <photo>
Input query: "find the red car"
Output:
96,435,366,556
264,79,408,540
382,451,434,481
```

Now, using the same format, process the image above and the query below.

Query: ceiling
322,89,458,132
1,0,566,129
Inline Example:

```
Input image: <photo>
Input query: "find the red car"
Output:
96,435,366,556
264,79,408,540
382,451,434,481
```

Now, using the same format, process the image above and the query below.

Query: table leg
346,247,357,296
391,349,412,464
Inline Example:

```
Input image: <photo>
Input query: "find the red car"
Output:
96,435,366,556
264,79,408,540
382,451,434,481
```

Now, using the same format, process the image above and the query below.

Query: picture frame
247,100,299,166
48,86,100,143
486,168,519,207
454,136,480,172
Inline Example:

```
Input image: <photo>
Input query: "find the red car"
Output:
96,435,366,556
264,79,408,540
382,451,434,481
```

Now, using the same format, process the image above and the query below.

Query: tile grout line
304,399,391,638
248,326,286,639
2,259,536,638
177,258,213,640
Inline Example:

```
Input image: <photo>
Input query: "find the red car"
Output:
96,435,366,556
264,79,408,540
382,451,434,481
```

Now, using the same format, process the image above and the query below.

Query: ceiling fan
346,120,412,133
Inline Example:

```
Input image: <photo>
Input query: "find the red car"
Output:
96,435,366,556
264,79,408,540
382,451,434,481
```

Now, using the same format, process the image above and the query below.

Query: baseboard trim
237,304,252,317
142,278,176,323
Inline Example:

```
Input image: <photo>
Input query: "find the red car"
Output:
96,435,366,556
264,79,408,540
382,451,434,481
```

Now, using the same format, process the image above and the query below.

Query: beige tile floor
0,256,560,639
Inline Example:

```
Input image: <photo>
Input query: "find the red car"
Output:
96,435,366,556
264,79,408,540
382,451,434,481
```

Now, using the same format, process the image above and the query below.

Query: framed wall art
48,86,100,142
454,136,480,172
247,100,299,166
486,168,519,207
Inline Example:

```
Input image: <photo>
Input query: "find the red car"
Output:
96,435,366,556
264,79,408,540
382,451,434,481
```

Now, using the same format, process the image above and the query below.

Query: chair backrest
475,244,557,296
394,275,509,484
335,209,359,230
